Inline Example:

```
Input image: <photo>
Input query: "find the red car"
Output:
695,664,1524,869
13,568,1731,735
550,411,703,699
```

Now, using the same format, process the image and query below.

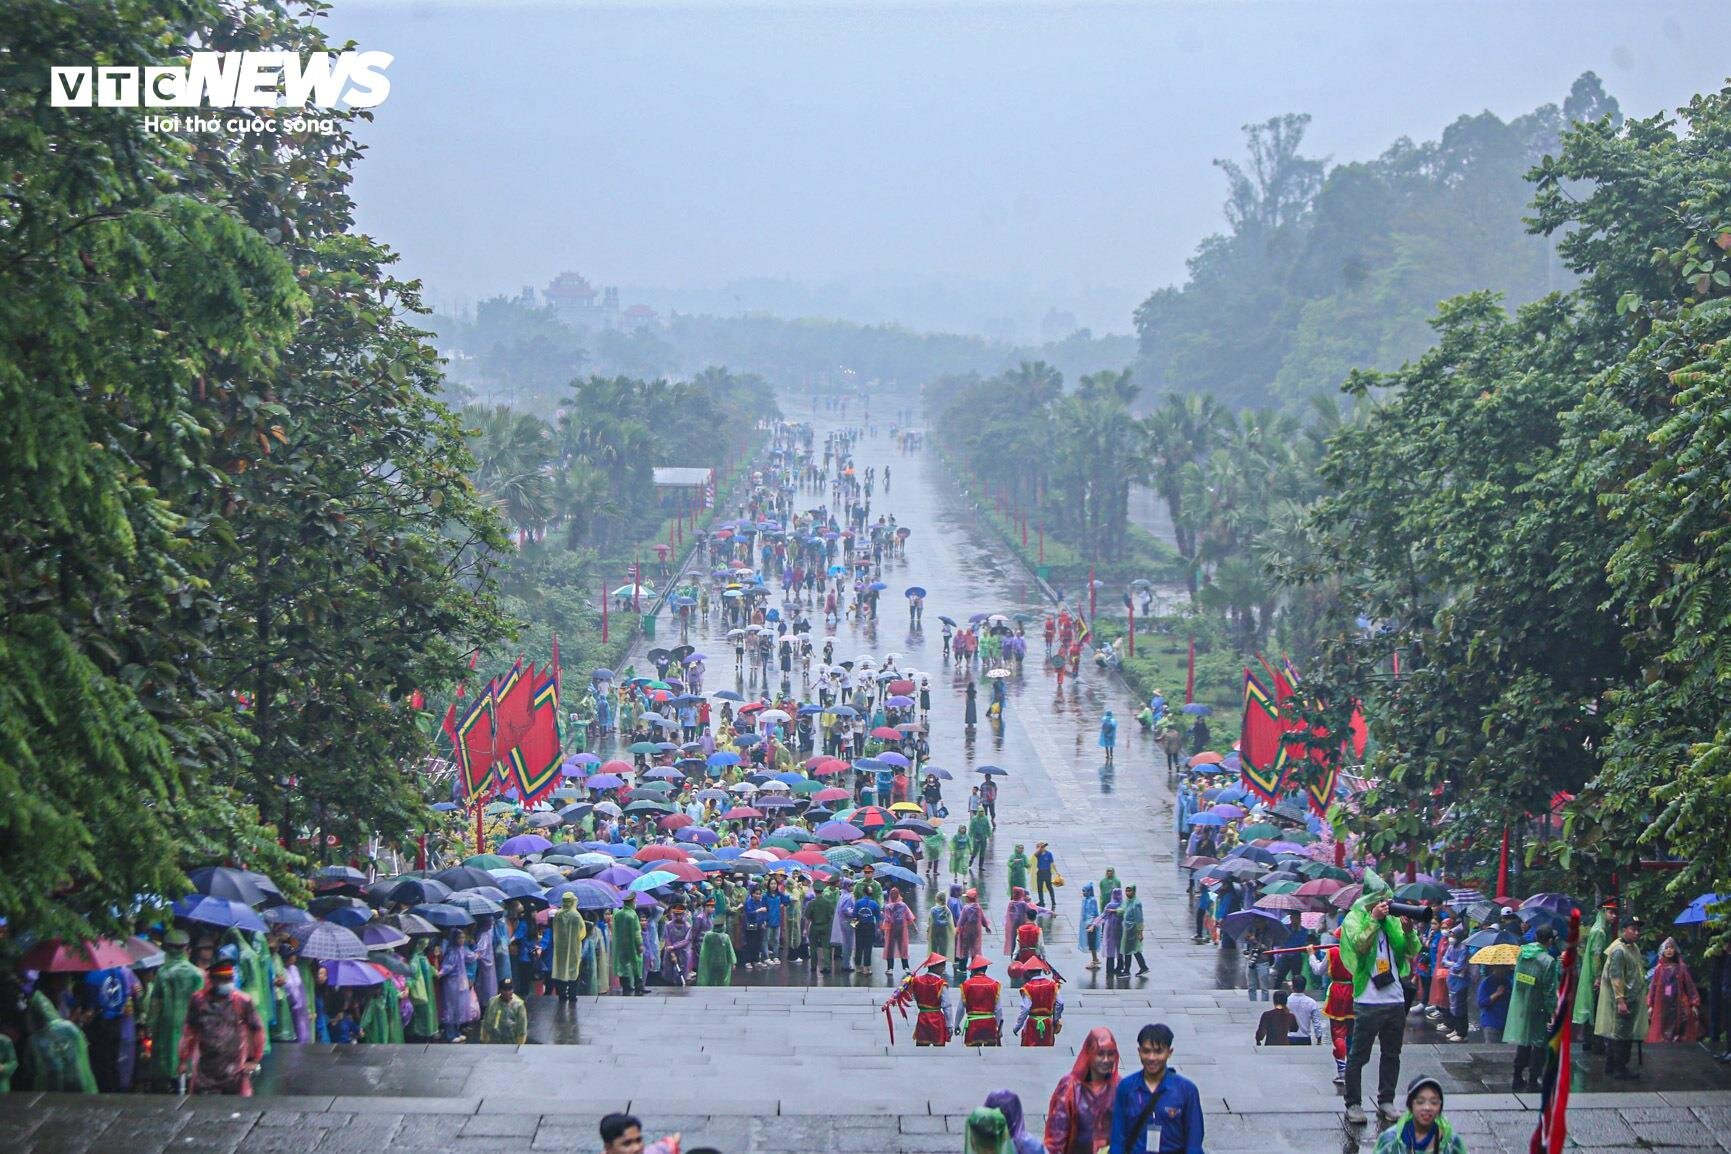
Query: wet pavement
13,406,1730,1151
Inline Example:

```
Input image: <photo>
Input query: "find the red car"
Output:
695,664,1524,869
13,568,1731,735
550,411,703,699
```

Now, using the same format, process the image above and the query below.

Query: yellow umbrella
889,802,924,814
1469,943,1522,966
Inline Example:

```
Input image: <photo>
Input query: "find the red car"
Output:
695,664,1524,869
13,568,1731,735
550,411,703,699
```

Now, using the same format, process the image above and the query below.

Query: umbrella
313,865,369,887
1188,752,1224,767
1329,885,1365,910
543,880,624,910
524,811,563,829
1226,845,1277,865
815,821,863,842
1215,859,1268,879
585,774,625,790
262,906,315,928
432,867,499,891
1219,908,1286,941
1676,893,1724,926
358,923,411,951
1181,855,1219,870
1519,893,1580,914
1463,928,1520,953
722,806,765,820
1293,879,1344,897
976,765,1009,777
21,939,136,973
1181,703,1212,715
445,891,505,916
383,913,440,937
1393,882,1450,905
188,866,283,908
591,668,615,680
463,854,513,870
387,877,453,906
1254,894,1316,912
924,766,954,780
171,894,268,933
295,922,369,961
1188,813,1225,827
875,864,922,886
904,586,927,598
411,902,475,927
1469,943,1523,966
322,959,386,988
629,871,680,892
498,835,553,856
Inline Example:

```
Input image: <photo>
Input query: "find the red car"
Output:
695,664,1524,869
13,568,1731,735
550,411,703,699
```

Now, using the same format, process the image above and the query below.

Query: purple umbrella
595,866,642,886
543,879,623,911
1219,908,1286,942
1265,841,1308,854
498,834,553,856
1208,803,1248,818
884,695,915,708
322,959,386,988
815,821,863,842
675,827,720,845
876,752,910,768
358,922,410,950
586,773,625,789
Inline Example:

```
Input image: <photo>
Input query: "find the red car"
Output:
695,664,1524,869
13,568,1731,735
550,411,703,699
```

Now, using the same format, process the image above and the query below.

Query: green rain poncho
1121,889,1145,955
1573,911,1609,1026
593,921,614,993
359,965,405,1044
1593,936,1649,1042
612,905,644,984
696,927,736,986
0,1032,14,1092
143,946,205,1083
923,831,947,870
968,808,992,849
1338,869,1419,999
224,928,273,1055
950,828,971,874
808,885,839,955
962,1107,1013,1154
24,992,97,1093
1502,940,1560,1048
551,893,586,983
407,939,439,1038
479,992,528,1044
1006,847,1030,893
1097,868,1121,906
928,901,954,960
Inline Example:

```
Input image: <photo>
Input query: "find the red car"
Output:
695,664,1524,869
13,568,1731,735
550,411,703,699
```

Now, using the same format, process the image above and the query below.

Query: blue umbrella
1676,893,1723,926
708,752,741,768
712,847,745,859
411,902,474,928
825,705,858,718
171,894,267,933
735,733,762,747
923,766,954,780
323,904,372,929
585,773,625,789
675,827,720,845
875,864,922,887
904,586,927,598
430,801,461,811
867,581,887,591
976,765,1009,777
1219,908,1285,942
855,757,887,770
261,906,315,928
543,880,623,910
1182,703,1213,715
591,669,614,680
1188,813,1226,827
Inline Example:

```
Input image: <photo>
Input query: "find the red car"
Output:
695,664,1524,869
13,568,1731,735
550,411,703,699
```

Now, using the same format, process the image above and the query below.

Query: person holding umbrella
437,930,475,1041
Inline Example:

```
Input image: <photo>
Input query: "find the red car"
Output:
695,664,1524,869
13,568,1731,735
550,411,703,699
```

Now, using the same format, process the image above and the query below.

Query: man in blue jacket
1110,1023,1205,1153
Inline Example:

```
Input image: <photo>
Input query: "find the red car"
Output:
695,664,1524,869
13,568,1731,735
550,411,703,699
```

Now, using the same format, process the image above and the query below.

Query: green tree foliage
0,0,513,931
1135,75,1620,411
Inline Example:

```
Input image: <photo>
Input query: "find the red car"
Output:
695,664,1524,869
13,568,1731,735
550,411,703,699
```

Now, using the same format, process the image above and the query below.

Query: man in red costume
1015,957,1064,1046
956,955,1003,1046
882,952,954,1046
1044,1025,1120,1154
1309,935,1356,1084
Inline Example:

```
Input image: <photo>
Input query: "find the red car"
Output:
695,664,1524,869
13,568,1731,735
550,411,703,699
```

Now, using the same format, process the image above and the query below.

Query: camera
1386,901,1435,924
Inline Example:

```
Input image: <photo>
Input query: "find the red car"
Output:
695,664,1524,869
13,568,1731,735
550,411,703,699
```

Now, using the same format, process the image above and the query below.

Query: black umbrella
410,902,475,928
188,866,279,908
383,912,440,937
387,877,453,907
432,866,498,891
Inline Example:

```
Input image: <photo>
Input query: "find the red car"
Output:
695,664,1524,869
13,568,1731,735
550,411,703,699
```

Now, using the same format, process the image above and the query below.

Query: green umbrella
1240,823,1280,840
763,837,801,852
624,799,675,815
484,802,516,815
1280,830,1318,844
1300,863,1354,882
635,780,675,794
1260,880,1301,895
464,854,512,870
628,741,659,754
790,780,825,796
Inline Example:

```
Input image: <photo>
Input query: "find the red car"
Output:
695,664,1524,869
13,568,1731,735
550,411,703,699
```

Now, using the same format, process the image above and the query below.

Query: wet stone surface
13,413,1731,1151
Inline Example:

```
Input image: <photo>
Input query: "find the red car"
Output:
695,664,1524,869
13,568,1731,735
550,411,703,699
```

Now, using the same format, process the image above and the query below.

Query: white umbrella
758,780,792,792
593,801,622,816
740,849,778,863
987,668,1011,678
760,709,791,723
729,781,760,794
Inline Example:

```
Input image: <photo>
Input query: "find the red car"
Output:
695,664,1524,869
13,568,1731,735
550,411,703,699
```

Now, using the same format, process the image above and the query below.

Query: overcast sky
323,0,1731,337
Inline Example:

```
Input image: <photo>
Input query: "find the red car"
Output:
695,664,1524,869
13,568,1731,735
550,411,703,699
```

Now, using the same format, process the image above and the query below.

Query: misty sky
324,0,1731,338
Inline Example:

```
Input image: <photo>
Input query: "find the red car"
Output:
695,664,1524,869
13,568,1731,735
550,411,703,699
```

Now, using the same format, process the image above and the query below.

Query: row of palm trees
937,363,1362,653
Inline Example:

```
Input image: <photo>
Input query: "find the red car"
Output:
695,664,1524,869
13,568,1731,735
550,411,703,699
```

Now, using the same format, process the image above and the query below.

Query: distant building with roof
542,273,660,330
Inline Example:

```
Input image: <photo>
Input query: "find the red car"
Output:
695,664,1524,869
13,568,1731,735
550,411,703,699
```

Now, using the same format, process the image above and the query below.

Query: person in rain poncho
550,892,586,1002
223,927,273,1056
963,1106,1013,1154
1372,1074,1467,1154
923,828,947,881
437,931,475,1040
982,1089,1041,1154
612,900,645,995
142,929,203,1087
178,956,266,1096
23,991,97,1093
1120,884,1148,976
1504,925,1560,1092
956,890,985,965
928,893,954,970
696,919,737,986
1594,915,1649,1079
950,824,972,880
1043,1025,1120,1154
968,805,993,870
1647,936,1703,1044
1005,844,1030,894
660,904,694,985
272,941,311,1045
1098,710,1117,764
405,937,439,1040
1078,882,1102,971
881,887,915,974
1574,904,1612,1050
479,978,528,1044
470,916,500,1011
1097,888,1125,976
831,884,857,968
808,880,840,974
1338,868,1421,1127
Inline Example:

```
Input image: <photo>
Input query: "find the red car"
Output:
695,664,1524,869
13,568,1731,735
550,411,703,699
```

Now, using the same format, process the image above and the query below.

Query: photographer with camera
1339,871,1428,1128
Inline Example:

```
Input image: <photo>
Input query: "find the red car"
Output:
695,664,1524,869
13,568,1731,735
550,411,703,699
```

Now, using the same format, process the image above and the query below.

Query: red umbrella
870,726,902,741
804,756,837,773
810,762,848,777
722,806,764,820
22,938,135,973
1293,878,1344,897
791,850,829,866
600,759,634,776
653,861,706,882
852,806,892,828
887,679,915,695
814,787,851,803
1330,884,1364,910
885,829,921,842
658,814,695,832
738,702,766,715
637,844,693,862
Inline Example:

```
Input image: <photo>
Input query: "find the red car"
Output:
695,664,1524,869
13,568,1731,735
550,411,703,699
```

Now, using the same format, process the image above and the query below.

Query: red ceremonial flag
510,666,563,804
1530,908,1582,1154
491,661,537,790
453,685,497,797
1238,669,1289,802
1348,703,1369,760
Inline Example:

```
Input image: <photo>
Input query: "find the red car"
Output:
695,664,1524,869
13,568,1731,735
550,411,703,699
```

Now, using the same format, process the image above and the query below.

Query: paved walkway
10,406,1728,1152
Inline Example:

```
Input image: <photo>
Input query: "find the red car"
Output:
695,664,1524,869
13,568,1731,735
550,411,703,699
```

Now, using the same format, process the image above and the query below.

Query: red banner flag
453,686,496,798
1238,669,1289,802
1530,908,1582,1154
510,666,564,804
491,661,536,792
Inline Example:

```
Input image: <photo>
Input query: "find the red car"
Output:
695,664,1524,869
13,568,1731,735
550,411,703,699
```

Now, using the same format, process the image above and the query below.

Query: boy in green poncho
950,826,970,879
697,923,737,986
1505,926,1559,1092
24,991,97,1093
1339,869,1420,1128
1005,844,1029,893
479,979,528,1044
923,829,946,882
578,915,603,995
143,929,204,1088
1574,905,1610,1050
406,938,440,1039
1372,1075,1466,1154
613,904,645,995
